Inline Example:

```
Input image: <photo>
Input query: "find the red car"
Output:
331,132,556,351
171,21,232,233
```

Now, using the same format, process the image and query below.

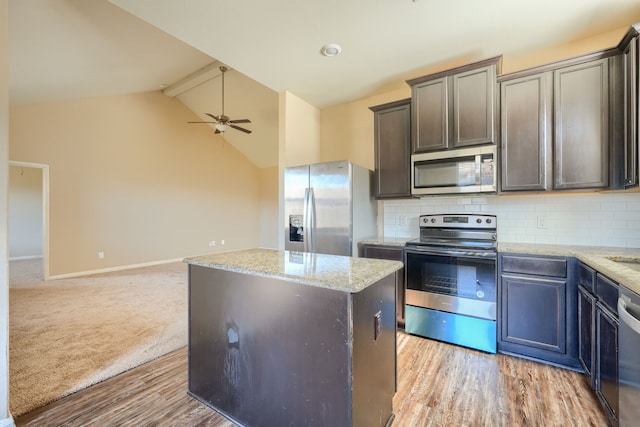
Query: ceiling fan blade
197,68,252,133
230,124,252,134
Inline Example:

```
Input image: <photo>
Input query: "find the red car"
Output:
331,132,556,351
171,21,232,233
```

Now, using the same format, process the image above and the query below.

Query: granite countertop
360,239,640,295
498,242,640,296
359,237,409,247
184,248,403,293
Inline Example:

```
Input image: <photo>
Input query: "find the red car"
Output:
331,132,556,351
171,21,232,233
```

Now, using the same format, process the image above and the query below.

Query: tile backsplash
383,192,640,248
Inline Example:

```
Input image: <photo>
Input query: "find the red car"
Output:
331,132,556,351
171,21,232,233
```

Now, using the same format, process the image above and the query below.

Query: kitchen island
184,248,403,427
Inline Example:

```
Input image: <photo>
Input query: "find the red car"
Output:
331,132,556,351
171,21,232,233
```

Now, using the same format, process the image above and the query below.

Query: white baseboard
48,258,184,280
0,415,15,427
8,255,43,261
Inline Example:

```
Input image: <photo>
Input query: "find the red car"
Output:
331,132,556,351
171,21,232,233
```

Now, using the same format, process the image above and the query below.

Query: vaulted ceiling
9,0,640,168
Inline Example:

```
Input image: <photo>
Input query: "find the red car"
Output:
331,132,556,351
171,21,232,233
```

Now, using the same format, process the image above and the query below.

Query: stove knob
476,218,482,224
430,218,436,223
486,218,492,224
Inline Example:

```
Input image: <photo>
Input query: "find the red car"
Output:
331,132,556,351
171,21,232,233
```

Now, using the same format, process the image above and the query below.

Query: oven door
405,249,496,320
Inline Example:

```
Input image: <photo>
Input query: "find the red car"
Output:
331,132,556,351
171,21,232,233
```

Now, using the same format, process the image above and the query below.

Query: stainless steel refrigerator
284,160,377,256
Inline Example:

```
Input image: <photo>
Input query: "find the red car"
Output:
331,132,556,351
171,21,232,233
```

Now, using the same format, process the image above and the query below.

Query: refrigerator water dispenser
289,215,304,242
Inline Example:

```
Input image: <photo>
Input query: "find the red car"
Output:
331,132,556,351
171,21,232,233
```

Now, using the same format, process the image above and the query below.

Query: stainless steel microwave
411,145,497,196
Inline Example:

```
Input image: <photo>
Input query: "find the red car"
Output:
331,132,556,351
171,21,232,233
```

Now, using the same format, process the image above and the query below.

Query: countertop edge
184,248,403,294
498,242,640,295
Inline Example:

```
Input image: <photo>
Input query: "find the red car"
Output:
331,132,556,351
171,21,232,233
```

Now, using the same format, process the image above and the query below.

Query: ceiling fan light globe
215,123,228,132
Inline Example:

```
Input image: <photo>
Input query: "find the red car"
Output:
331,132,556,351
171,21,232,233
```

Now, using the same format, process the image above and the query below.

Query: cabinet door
596,304,619,422
578,286,596,388
362,245,406,325
553,59,610,189
411,76,448,152
623,36,638,187
372,100,412,198
452,64,496,148
500,274,566,353
500,73,552,191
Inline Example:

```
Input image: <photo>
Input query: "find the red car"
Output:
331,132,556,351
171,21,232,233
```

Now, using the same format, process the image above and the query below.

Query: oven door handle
406,248,497,260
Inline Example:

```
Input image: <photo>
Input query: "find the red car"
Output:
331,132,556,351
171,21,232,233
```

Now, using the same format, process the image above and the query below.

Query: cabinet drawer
596,274,619,316
501,255,567,278
579,263,597,294
362,245,404,262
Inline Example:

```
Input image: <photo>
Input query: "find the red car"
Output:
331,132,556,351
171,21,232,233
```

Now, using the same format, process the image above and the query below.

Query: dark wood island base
185,249,403,427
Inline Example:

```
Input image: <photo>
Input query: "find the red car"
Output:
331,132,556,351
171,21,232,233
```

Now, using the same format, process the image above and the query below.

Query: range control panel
419,214,496,230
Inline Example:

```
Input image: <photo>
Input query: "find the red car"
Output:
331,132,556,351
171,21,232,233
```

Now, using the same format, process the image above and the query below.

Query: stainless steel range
404,214,497,353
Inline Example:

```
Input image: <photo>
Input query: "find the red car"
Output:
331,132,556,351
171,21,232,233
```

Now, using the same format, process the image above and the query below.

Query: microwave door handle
475,154,482,185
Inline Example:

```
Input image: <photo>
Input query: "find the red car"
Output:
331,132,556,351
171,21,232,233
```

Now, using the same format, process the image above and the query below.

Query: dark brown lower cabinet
578,262,620,426
578,285,596,388
596,299,619,424
361,244,406,326
498,254,580,369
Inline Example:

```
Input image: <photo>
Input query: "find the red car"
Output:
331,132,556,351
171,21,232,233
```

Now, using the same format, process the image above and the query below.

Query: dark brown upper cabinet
407,56,501,153
500,72,553,191
554,58,612,190
619,24,640,188
369,99,412,199
498,49,625,192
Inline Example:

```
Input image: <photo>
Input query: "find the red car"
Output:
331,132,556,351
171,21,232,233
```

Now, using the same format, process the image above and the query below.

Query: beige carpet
9,261,188,417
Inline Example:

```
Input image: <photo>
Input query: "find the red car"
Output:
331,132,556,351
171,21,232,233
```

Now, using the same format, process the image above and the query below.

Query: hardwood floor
16,332,611,427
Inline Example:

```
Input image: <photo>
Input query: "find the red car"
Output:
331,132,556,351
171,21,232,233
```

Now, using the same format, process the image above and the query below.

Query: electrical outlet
537,215,547,229
208,241,216,247
399,215,407,226
221,239,225,245
98,251,104,259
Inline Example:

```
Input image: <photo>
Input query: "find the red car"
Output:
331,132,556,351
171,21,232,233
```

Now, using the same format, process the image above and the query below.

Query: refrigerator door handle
303,188,309,252
303,187,316,253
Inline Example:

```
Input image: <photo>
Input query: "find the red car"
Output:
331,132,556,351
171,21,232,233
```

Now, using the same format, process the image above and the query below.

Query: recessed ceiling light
320,43,342,57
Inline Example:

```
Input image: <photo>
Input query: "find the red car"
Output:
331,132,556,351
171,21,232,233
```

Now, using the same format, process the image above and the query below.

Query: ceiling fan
188,66,252,134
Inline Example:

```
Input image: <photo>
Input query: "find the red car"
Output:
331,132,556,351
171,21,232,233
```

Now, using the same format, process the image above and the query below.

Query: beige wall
8,165,43,259
281,91,321,167
258,166,279,248
502,26,629,75
320,88,410,171
1,0,9,421
10,91,263,277
318,24,634,171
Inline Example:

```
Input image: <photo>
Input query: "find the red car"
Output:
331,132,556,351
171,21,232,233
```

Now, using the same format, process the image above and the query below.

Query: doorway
8,161,49,284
